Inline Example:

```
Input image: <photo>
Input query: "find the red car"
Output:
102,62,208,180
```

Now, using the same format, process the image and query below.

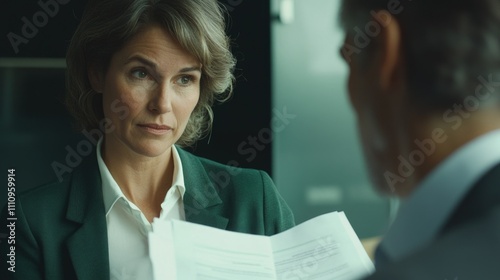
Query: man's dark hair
340,0,500,111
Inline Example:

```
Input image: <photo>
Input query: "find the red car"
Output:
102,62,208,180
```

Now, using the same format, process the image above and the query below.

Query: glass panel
271,0,392,238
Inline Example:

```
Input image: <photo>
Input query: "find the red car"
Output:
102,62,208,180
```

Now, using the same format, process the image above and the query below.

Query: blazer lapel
62,147,229,279
177,147,229,230
65,153,110,280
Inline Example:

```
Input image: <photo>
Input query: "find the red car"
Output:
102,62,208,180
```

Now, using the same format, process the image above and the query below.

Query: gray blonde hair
66,0,236,147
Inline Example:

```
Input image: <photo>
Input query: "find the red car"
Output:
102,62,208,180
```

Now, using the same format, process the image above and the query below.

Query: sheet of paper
270,212,374,280
149,211,374,280
152,219,277,280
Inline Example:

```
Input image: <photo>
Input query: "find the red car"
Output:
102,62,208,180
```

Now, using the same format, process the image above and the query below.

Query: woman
0,0,294,279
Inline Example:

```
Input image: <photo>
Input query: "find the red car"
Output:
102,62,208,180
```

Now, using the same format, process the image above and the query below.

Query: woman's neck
101,136,174,221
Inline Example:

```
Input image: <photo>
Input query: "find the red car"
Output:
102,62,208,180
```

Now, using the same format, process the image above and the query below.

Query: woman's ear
88,64,104,93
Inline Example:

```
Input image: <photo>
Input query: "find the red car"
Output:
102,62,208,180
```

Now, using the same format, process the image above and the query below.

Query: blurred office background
271,0,393,238
0,0,392,238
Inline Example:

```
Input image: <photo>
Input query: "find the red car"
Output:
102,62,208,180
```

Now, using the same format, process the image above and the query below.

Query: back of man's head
340,0,500,112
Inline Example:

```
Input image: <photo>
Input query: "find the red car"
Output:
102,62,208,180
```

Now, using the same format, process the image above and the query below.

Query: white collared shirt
96,138,186,280
379,129,500,264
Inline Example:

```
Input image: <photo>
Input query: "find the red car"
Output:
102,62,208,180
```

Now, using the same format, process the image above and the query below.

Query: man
339,0,500,279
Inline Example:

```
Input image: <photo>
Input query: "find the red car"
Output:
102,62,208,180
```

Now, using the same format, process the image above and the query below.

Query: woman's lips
137,124,172,135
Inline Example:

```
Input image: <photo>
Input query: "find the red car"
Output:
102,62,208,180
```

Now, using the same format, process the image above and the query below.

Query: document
149,211,374,280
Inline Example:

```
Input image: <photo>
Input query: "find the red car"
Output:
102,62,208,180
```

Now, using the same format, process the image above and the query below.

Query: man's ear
88,64,104,93
372,10,403,92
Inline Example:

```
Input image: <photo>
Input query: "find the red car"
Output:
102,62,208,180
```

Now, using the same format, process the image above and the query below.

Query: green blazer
0,148,295,280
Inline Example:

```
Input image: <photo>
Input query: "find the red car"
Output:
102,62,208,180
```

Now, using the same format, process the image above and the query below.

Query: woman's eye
177,75,193,86
131,69,148,79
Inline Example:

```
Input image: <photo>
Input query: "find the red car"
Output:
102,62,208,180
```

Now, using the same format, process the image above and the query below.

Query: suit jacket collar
379,130,500,263
62,147,228,279
176,147,228,229
444,163,500,231
65,151,110,280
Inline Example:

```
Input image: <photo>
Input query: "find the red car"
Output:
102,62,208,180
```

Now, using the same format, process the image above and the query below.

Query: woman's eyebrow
125,54,201,74
124,55,158,70
179,66,202,73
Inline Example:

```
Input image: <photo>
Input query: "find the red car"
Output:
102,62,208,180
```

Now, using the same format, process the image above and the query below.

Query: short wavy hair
66,0,236,147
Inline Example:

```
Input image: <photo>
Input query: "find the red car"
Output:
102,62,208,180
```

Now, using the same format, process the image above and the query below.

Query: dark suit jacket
364,163,500,280
0,147,295,280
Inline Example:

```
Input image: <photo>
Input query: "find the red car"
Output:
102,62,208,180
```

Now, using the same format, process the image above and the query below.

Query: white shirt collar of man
380,129,500,263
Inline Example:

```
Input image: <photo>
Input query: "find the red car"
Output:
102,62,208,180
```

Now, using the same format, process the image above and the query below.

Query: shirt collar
170,144,186,200
380,129,500,261
97,138,186,216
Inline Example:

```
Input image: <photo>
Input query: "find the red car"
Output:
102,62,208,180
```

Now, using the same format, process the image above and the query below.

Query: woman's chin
129,142,172,158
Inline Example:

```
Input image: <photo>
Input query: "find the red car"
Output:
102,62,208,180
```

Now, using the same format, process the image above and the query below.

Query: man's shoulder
365,206,500,279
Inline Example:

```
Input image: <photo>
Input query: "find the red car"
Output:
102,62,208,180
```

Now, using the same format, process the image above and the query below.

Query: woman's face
91,24,201,158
